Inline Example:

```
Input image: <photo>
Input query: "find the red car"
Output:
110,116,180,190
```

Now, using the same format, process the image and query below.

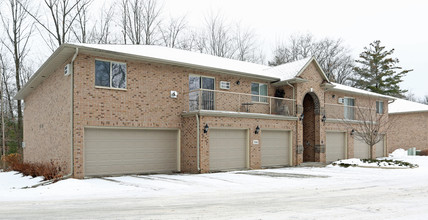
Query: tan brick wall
72,54,280,177
23,59,72,174
324,90,390,158
388,112,428,153
25,52,402,178
181,115,198,173
295,61,326,162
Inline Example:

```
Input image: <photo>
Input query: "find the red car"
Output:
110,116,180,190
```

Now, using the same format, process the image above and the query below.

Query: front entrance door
303,94,316,162
189,76,215,111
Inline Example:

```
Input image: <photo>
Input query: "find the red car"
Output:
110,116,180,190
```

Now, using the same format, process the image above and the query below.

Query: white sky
159,0,428,98
30,0,426,97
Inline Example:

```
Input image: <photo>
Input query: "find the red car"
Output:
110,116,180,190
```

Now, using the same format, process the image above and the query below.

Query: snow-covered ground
1,153,428,219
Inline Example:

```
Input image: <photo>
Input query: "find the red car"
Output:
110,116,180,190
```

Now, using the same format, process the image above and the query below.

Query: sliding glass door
189,76,215,111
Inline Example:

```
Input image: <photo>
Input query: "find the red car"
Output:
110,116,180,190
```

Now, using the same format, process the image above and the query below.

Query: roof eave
15,44,74,100
15,44,280,100
77,44,279,81
326,87,395,100
271,78,308,86
389,110,428,115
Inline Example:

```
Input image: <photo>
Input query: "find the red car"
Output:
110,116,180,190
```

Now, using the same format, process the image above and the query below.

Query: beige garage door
376,136,385,158
261,130,290,167
209,129,247,171
326,132,346,163
354,138,370,159
85,128,178,176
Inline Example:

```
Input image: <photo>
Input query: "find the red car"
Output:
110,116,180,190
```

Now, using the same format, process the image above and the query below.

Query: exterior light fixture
350,129,355,135
255,126,260,134
236,80,241,85
321,115,326,122
299,114,304,121
203,124,209,133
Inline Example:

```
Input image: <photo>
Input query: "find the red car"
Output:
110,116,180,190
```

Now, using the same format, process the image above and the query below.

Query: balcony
184,89,296,117
324,103,378,122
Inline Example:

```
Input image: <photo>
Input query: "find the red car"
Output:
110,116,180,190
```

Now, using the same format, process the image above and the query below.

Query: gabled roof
389,98,428,114
15,43,278,100
263,57,329,82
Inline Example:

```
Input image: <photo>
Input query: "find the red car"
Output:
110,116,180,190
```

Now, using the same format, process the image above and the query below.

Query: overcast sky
41,0,425,98
157,0,427,98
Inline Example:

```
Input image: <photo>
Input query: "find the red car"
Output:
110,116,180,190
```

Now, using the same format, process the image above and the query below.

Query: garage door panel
326,132,346,163
86,151,177,161
354,138,370,159
376,137,384,158
261,131,290,167
84,128,178,176
209,129,247,171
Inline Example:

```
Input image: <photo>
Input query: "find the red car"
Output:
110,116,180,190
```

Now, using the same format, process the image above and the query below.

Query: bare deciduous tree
422,96,428,105
269,33,354,84
198,12,236,59
0,54,15,118
160,15,187,48
195,11,264,63
340,97,394,159
120,0,162,45
22,0,91,50
88,3,116,44
234,24,264,63
1,0,34,144
71,0,92,43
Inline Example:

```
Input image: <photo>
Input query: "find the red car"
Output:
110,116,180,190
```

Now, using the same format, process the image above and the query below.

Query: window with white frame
251,83,268,103
376,101,384,114
95,60,127,89
344,97,355,120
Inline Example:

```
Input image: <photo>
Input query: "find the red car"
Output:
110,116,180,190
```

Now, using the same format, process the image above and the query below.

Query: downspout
65,48,79,178
196,114,200,171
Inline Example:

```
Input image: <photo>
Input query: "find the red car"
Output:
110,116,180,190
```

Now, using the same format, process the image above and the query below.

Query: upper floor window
376,101,384,114
251,83,267,103
95,60,127,89
344,97,355,120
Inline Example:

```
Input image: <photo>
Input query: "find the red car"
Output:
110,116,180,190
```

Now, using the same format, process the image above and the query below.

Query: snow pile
331,158,417,168
0,171,44,190
389,148,408,157
330,149,419,168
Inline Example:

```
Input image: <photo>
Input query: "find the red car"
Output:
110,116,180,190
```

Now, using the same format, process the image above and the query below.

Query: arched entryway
302,92,321,162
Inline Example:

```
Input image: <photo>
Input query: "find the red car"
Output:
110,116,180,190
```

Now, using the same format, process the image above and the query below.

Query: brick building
388,98,428,153
15,44,414,178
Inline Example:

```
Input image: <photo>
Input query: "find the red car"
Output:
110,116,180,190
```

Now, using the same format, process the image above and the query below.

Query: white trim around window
251,82,268,103
376,100,384,114
95,59,127,90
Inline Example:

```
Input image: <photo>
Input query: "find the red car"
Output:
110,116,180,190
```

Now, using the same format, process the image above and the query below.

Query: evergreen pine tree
353,40,412,97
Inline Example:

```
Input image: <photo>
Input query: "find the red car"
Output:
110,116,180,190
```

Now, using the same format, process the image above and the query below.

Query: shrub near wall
2,153,63,181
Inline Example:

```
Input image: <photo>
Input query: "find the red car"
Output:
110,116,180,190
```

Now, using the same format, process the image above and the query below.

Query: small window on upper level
376,101,384,114
344,97,355,120
251,83,268,103
95,60,127,89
